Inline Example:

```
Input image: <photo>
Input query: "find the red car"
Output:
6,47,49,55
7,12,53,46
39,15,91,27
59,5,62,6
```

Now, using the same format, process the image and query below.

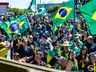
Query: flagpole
72,0,76,51
25,14,31,30
74,0,76,24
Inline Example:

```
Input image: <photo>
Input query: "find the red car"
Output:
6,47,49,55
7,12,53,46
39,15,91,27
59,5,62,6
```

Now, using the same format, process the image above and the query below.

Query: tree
8,8,30,16
48,5,60,13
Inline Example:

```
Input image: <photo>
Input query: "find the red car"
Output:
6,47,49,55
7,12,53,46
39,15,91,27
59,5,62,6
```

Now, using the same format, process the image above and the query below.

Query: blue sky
0,0,69,9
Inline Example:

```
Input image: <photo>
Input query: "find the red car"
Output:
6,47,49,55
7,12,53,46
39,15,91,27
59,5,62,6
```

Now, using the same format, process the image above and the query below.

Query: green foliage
8,8,30,16
48,5,60,13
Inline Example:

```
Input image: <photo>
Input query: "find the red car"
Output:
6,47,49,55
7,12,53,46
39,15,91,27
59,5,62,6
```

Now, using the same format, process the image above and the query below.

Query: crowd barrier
0,57,63,72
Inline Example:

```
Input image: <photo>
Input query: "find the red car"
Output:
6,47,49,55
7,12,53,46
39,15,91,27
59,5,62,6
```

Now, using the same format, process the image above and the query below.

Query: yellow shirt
0,48,8,57
93,63,96,72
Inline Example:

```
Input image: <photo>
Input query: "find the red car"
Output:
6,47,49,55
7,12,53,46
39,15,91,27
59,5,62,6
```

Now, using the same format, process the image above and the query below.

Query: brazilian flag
36,4,46,15
47,49,60,64
0,14,29,39
52,0,74,30
80,0,96,35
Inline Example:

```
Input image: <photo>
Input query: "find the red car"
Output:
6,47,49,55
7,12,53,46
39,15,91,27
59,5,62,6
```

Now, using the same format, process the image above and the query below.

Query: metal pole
72,0,76,51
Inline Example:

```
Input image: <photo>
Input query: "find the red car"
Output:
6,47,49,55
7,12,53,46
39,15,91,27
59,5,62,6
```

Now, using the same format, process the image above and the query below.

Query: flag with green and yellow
36,4,46,15
80,0,96,35
52,0,74,30
0,14,29,40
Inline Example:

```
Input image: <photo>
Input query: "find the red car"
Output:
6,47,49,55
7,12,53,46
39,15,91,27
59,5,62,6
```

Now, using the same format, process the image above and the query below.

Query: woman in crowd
66,51,78,71
76,46,89,70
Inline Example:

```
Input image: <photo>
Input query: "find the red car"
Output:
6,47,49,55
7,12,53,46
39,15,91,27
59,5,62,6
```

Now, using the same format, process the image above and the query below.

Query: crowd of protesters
0,0,96,72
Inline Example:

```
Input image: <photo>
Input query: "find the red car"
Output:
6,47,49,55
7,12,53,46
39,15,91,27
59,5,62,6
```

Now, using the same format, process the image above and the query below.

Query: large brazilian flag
52,0,74,30
80,0,96,35
0,14,29,39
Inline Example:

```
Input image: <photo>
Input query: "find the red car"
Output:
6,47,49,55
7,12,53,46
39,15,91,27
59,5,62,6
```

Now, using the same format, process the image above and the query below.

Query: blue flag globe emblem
59,8,67,17
10,22,19,32
38,8,42,13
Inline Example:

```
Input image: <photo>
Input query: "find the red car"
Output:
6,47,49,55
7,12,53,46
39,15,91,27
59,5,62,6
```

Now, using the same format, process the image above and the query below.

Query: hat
0,35,6,38
83,46,88,50
74,36,79,39
28,35,33,39
14,53,20,57
68,34,72,38
36,32,39,35
75,34,81,38
36,51,43,57
87,36,93,39
0,42,5,48
61,41,70,46
53,36,58,40
58,56,67,61
45,31,50,36
89,52,95,57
